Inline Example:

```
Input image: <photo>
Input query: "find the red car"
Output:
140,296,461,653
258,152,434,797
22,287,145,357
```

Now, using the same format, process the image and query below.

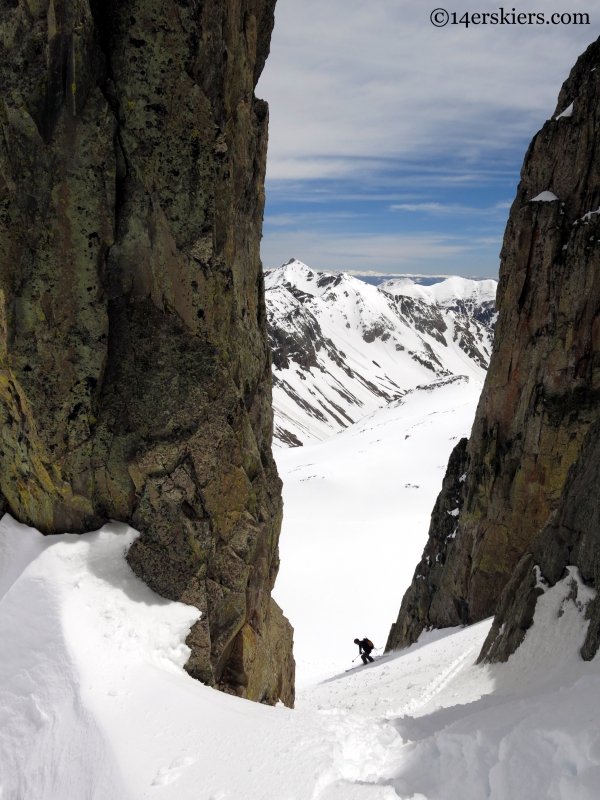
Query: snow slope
1,511,599,800
273,374,483,686
379,275,498,328
265,260,496,446
302,567,600,800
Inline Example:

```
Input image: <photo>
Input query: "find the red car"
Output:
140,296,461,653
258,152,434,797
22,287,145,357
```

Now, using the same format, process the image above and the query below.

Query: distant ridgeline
356,275,453,287
265,259,497,447
387,35,600,666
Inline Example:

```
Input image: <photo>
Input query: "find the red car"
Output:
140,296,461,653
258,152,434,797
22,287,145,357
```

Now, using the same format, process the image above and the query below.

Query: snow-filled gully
1,510,599,799
273,376,484,685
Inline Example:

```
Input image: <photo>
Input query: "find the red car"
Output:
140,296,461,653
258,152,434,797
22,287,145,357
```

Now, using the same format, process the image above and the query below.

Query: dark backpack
365,638,374,649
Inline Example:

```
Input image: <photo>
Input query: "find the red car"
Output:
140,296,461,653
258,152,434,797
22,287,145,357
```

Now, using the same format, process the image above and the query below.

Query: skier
354,637,375,665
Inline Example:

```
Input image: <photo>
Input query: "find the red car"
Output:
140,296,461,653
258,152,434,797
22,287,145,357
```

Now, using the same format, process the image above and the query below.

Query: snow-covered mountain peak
380,275,498,328
265,258,380,304
265,261,498,447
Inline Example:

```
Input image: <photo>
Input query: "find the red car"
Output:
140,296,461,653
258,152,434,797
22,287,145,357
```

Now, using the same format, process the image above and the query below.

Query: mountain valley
266,259,497,446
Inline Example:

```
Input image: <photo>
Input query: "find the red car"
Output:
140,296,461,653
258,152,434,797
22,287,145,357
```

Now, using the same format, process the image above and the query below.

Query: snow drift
0,512,599,799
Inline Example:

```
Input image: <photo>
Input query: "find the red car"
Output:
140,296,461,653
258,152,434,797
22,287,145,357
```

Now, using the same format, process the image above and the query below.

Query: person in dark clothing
354,637,375,665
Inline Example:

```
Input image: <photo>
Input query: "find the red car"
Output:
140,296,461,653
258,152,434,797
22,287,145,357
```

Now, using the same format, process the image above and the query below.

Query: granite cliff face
387,36,600,659
0,0,294,705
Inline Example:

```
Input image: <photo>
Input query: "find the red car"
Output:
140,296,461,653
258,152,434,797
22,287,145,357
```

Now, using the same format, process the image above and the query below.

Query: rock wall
0,0,294,706
387,36,600,656
479,412,600,664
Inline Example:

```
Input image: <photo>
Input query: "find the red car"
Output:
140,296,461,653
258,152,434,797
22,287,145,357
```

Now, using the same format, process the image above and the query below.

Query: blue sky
257,0,597,278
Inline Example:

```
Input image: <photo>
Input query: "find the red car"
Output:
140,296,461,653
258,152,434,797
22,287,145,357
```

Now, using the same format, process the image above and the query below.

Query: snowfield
1,513,599,799
273,374,483,685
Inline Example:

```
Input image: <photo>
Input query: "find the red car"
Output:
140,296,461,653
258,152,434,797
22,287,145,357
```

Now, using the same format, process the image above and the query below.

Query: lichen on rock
0,0,294,705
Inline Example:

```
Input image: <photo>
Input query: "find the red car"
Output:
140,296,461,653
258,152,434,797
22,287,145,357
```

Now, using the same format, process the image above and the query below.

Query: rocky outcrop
479,413,600,664
387,36,600,655
0,0,294,705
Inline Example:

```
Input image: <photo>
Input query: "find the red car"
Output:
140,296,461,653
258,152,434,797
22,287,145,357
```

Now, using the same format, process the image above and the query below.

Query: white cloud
260,229,499,275
258,0,594,180
390,202,512,216
264,211,363,226
343,269,457,278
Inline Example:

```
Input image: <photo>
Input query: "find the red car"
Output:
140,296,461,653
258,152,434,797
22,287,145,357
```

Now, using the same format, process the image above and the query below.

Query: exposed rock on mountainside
387,36,600,658
379,276,498,329
266,260,496,446
0,0,294,705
